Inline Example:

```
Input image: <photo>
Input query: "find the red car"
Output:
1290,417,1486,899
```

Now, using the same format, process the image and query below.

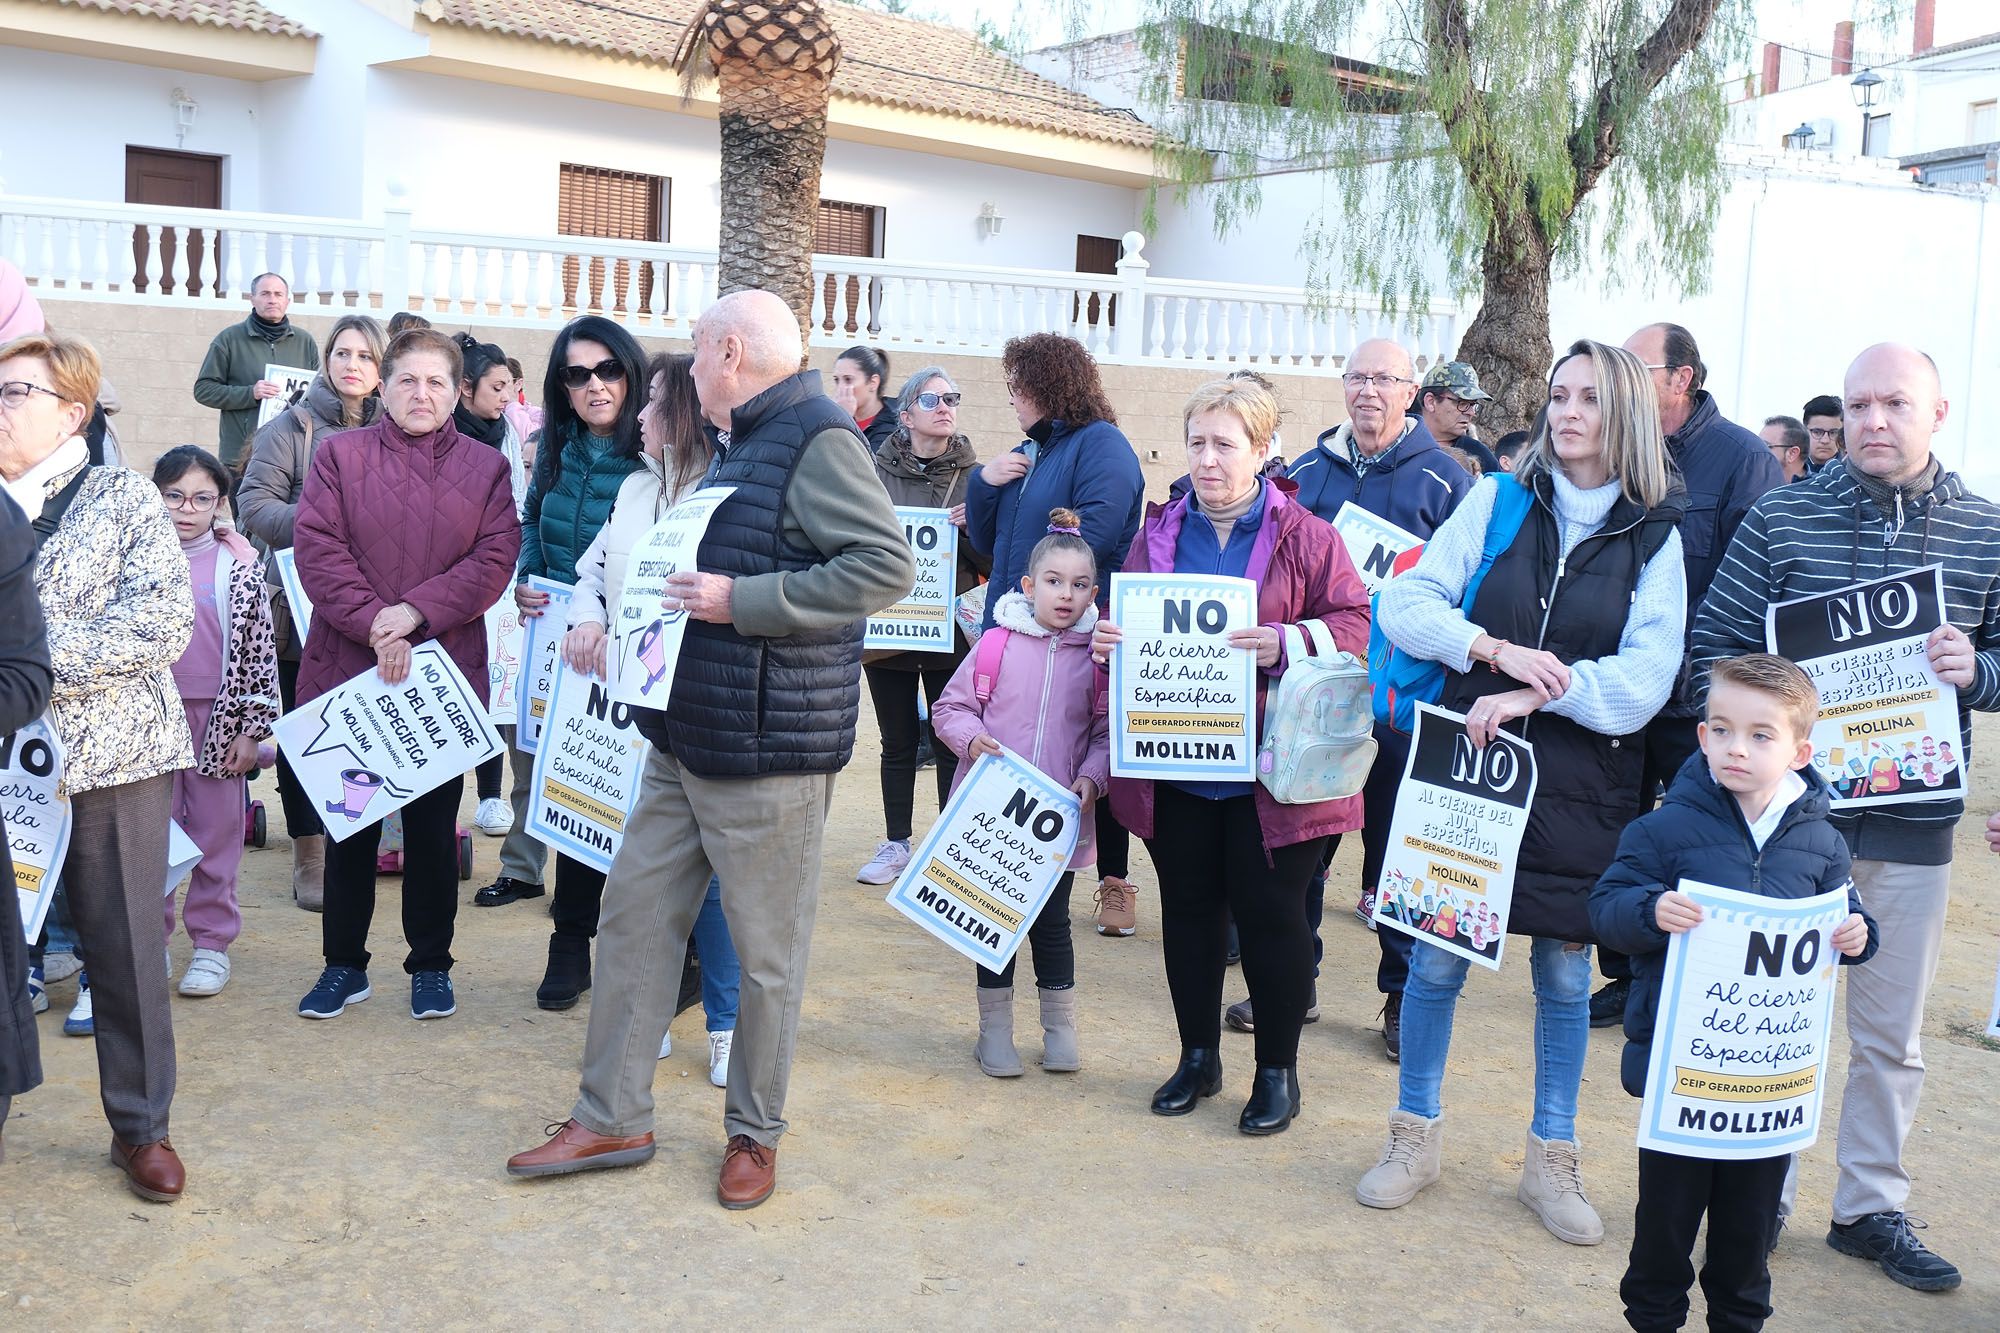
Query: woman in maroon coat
291,327,520,1024
1095,377,1370,1135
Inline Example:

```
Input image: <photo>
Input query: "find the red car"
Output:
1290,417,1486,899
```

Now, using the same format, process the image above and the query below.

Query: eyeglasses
558,359,628,391
1807,426,1842,441
1342,373,1413,391
0,381,64,409
913,391,962,411
162,489,220,512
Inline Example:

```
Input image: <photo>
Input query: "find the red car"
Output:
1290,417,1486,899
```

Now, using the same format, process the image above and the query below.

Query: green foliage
1118,0,1754,314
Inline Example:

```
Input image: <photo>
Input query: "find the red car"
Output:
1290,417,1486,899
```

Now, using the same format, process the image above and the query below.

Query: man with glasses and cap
1414,360,1501,476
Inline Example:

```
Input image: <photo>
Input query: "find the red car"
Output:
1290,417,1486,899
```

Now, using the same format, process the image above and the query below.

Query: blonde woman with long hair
1355,339,1689,1245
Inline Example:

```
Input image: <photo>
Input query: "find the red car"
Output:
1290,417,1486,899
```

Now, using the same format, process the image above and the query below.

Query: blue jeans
45,886,79,957
1396,935,1593,1140
694,875,739,1032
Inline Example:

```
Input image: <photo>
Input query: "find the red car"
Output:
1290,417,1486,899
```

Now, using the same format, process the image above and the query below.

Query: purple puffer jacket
1109,480,1372,855
931,590,1111,866
293,416,520,705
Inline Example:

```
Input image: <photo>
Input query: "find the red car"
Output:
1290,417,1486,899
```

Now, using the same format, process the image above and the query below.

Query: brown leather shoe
110,1137,185,1202
506,1119,655,1178
717,1134,777,1210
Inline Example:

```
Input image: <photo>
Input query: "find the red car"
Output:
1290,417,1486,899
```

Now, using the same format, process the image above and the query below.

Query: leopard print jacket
194,538,280,778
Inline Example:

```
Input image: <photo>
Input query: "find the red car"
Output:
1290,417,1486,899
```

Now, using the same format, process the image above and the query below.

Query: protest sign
4,719,69,947
610,487,737,708
485,594,526,726
526,657,649,874
1109,572,1258,783
1987,951,2000,1040
867,507,960,653
273,548,316,645
1332,502,1424,595
885,747,1080,971
1638,881,1849,1160
1372,703,1537,970
255,363,318,428
513,577,574,755
164,820,202,899
1766,565,1963,809
272,642,501,842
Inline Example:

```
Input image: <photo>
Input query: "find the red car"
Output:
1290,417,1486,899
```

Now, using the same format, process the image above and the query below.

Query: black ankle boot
1238,1065,1301,1135
1150,1047,1223,1115
535,934,592,1011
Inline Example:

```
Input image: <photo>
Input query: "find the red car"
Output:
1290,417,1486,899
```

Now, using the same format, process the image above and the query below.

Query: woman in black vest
1355,339,1688,1246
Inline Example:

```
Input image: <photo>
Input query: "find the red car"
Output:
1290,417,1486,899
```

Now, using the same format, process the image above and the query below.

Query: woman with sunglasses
505,315,648,1011
854,367,991,886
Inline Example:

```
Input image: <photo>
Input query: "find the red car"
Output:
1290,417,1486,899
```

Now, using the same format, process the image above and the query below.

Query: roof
419,0,1155,148
48,0,313,37
1910,30,2000,62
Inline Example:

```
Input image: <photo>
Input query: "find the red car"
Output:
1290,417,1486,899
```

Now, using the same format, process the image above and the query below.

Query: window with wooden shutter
815,199,884,335
557,163,669,312
1074,234,1121,331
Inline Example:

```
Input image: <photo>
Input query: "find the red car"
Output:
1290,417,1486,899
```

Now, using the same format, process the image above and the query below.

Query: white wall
0,46,271,208
256,0,423,220
1733,41,2000,159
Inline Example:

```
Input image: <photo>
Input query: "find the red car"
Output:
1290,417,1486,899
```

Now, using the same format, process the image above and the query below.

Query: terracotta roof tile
50,0,314,38
421,0,1155,148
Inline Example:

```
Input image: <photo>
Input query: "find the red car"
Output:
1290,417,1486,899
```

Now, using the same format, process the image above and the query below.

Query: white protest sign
514,577,574,754
4,719,70,947
610,487,737,708
256,363,318,428
885,747,1080,971
1332,502,1423,595
1766,565,1963,809
272,641,502,842
1372,703,1537,970
1987,950,2000,1040
1638,881,1849,1160
1109,572,1258,782
526,656,649,874
485,593,526,726
163,819,202,899
273,548,315,646
866,506,959,653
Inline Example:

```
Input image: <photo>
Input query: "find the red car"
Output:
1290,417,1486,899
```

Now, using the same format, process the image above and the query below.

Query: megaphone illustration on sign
324,768,410,821
636,620,670,694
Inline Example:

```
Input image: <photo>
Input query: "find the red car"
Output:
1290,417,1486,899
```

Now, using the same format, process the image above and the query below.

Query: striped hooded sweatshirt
1691,457,2000,864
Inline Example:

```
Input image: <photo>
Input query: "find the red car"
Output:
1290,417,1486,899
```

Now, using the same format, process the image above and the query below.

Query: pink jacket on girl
931,590,1111,866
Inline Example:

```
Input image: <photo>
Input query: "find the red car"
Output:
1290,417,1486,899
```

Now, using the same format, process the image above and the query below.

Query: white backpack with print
1256,621,1376,805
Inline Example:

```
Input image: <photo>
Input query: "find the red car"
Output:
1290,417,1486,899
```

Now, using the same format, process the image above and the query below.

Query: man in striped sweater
1690,343,1997,1294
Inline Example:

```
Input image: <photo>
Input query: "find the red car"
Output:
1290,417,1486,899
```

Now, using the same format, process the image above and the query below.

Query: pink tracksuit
166,533,244,951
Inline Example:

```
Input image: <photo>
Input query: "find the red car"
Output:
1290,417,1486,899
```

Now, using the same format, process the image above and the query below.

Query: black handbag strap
31,465,91,550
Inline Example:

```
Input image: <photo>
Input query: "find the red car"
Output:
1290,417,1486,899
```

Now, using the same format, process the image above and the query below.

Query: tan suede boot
1518,1129,1604,1245
292,835,325,913
1356,1110,1442,1209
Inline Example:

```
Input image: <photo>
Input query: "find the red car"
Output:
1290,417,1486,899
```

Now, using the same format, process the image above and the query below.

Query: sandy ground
5,702,2000,1331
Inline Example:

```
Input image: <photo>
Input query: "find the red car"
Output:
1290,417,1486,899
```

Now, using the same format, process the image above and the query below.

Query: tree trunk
680,0,842,352
1456,220,1555,442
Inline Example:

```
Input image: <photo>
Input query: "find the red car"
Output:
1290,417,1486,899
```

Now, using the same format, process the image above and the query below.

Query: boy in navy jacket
1589,654,1879,1332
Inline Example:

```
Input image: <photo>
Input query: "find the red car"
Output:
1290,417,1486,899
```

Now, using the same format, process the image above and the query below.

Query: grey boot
292,835,325,913
974,987,1024,1077
1037,986,1078,1072
1518,1129,1604,1246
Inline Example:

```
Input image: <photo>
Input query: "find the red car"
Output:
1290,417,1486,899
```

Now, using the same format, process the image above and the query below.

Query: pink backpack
971,628,1108,712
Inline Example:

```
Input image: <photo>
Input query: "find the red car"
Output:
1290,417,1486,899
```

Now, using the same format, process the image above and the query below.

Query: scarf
453,401,508,449
250,312,293,346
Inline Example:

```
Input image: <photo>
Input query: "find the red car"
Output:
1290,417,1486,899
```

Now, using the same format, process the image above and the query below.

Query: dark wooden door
1075,234,1120,329
126,147,222,295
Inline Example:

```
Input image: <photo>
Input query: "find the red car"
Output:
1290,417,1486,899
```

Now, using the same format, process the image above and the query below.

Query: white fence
0,195,1466,371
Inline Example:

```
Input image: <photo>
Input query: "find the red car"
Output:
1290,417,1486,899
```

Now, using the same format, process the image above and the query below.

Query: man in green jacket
191,273,319,466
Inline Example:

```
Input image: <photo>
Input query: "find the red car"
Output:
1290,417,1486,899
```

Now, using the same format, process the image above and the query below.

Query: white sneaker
657,1030,673,1060
42,951,82,984
165,946,174,980
856,839,912,885
708,1030,733,1087
474,797,512,835
64,983,94,1038
179,948,231,997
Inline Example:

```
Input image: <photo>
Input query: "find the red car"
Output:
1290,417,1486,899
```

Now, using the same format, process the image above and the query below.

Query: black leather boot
535,934,592,1011
1238,1065,1301,1135
1150,1047,1223,1115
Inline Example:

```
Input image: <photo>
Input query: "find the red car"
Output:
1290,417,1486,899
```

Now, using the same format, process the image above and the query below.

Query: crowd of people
0,263,1991,1328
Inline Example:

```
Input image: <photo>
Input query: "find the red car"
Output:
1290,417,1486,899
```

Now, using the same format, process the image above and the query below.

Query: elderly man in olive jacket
191,274,319,466
508,290,915,1211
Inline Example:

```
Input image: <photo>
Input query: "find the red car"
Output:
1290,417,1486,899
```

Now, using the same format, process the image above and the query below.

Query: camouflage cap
1420,360,1492,401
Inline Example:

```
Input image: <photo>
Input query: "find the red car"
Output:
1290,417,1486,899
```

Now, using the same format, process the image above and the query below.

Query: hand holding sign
663,570,734,623
1926,623,1975,686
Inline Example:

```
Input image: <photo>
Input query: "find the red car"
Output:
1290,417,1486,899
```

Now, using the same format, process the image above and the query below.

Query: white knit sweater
1377,472,1688,735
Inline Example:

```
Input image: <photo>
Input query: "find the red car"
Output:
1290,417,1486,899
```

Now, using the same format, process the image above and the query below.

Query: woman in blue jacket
965,333,1146,935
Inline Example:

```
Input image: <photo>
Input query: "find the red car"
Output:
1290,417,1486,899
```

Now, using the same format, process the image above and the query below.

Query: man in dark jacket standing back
507,290,914,1212
1589,322,1785,1023
191,273,319,467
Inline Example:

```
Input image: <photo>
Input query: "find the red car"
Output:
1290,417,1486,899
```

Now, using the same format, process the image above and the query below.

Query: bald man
509,289,915,1210
1692,343,1998,1294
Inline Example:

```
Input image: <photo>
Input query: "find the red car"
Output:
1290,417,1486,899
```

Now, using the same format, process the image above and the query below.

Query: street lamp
1786,121,1817,151
1852,68,1884,155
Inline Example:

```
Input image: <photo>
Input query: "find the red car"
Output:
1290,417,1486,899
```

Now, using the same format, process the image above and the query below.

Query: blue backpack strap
1463,472,1534,610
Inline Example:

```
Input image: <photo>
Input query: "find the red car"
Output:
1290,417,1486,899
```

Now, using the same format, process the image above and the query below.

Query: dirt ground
5,702,1999,1331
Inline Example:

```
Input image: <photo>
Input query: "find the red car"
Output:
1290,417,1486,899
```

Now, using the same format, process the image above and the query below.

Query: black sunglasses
558,359,628,390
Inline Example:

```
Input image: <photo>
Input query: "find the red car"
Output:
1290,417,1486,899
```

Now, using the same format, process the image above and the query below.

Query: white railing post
1114,230,1149,359
381,188,414,316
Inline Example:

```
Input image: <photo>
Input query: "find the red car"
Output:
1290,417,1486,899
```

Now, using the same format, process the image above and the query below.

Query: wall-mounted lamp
1784,121,1816,151
977,202,1005,238
171,87,199,147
